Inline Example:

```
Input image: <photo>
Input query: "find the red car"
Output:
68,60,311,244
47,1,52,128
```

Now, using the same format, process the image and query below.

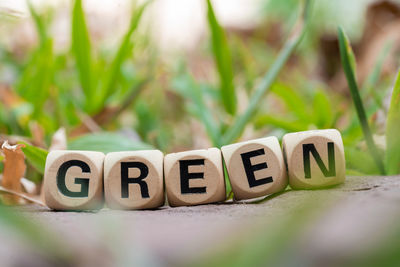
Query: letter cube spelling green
104,150,164,210
164,148,226,207
43,150,104,210
221,136,287,200
282,129,346,189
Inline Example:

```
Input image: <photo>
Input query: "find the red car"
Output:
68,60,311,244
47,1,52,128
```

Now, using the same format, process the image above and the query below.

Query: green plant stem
338,27,385,175
72,0,94,113
222,0,313,145
100,1,151,107
386,70,400,175
206,0,236,115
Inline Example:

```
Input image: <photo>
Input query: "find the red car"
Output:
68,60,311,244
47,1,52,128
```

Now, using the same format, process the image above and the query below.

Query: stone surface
2,175,400,266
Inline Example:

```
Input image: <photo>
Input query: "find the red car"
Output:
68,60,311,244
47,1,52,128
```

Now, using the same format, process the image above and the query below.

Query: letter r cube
43,150,105,210
104,150,164,210
282,129,346,189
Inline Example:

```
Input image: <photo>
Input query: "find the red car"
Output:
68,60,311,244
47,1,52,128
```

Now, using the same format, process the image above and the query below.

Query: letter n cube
43,150,105,210
282,129,346,189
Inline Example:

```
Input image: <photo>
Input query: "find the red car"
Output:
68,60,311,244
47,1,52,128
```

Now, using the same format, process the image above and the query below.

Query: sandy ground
0,175,399,266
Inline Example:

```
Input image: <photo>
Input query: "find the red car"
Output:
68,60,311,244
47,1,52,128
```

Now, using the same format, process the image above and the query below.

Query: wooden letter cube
282,129,345,189
43,150,104,210
221,136,287,200
104,150,164,210
164,148,225,207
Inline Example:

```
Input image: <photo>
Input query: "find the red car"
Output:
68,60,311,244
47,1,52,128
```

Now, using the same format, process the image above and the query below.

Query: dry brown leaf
1,140,26,204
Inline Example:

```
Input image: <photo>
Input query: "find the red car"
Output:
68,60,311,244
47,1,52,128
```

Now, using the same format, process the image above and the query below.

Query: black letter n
303,142,336,179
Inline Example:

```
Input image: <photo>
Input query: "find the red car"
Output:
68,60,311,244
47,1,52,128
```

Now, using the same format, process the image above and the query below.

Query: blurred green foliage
339,27,400,175
385,70,400,174
0,0,399,186
206,0,236,115
68,132,153,154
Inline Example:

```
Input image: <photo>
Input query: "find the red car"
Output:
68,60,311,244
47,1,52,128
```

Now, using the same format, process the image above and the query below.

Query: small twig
0,186,46,207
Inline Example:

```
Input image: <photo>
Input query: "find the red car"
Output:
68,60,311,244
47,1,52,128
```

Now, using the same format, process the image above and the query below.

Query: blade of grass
17,3,53,117
222,0,313,145
338,27,385,175
385,70,400,174
72,0,94,112
206,0,236,115
28,1,46,45
17,40,53,118
19,142,48,175
100,1,151,107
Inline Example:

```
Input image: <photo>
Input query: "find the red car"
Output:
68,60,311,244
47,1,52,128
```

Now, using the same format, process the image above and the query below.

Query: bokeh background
0,0,400,266
0,0,397,175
